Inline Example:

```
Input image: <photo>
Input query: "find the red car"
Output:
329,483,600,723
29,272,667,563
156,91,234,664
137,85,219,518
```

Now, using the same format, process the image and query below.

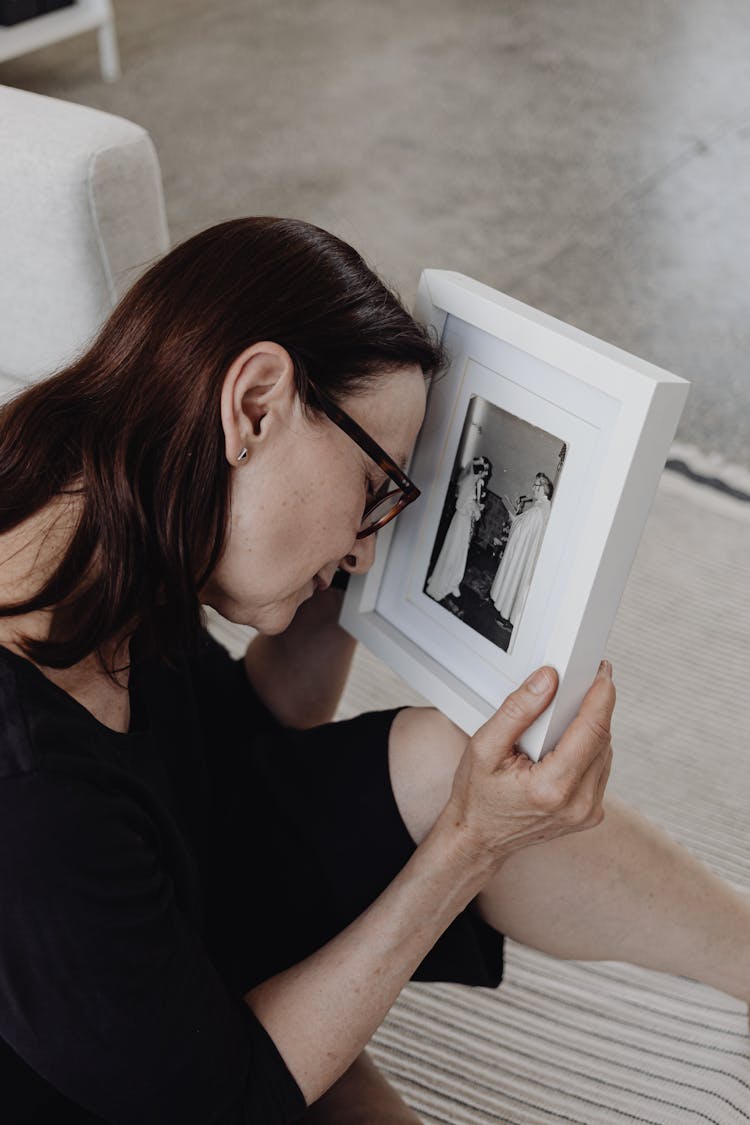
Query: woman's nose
340,533,377,575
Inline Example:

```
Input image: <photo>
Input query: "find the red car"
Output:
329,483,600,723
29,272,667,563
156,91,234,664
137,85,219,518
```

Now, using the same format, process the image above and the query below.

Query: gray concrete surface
2,0,748,466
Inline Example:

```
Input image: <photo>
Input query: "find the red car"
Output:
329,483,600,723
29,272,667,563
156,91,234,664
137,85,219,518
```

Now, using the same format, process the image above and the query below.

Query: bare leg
301,1049,422,1124
388,707,750,1006
474,794,750,1002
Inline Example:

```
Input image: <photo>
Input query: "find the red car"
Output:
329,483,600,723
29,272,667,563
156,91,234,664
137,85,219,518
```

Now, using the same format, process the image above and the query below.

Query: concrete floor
1,0,749,468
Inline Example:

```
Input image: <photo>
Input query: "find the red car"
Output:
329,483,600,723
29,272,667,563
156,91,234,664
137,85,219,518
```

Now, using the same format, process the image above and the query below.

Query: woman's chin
256,613,303,637
201,582,314,635
245,589,314,634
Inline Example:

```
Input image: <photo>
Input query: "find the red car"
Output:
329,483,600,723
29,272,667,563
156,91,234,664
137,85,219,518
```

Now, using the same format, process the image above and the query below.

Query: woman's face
532,478,547,499
200,343,427,633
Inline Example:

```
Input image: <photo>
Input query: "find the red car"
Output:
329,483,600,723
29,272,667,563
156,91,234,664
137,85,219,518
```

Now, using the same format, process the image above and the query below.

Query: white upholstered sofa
0,82,169,403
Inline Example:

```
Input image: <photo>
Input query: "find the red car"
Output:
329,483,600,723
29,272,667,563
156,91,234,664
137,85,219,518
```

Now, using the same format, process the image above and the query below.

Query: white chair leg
97,5,121,82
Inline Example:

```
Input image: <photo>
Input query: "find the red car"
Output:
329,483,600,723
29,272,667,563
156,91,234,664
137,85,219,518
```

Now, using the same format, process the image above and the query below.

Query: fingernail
527,667,551,694
598,659,613,679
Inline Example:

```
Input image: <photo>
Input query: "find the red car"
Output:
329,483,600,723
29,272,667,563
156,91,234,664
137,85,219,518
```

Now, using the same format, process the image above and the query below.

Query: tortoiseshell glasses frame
307,381,421,539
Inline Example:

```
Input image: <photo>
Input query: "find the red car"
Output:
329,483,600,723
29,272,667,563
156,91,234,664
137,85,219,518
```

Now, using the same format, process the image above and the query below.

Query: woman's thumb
472,667,558,767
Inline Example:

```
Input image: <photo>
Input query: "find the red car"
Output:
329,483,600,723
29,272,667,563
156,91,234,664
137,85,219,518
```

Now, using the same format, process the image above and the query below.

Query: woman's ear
219,343,296,465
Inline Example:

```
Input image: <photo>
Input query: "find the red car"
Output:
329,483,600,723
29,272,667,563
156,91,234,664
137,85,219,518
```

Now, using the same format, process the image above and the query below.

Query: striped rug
205,452,750,1124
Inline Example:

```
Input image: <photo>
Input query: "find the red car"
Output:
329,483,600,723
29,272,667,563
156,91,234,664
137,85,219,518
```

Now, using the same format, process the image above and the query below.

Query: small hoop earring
236,447,248,462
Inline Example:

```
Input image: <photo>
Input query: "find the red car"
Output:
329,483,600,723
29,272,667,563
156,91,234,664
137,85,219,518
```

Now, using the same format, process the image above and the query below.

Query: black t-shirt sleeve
0,770,306,1124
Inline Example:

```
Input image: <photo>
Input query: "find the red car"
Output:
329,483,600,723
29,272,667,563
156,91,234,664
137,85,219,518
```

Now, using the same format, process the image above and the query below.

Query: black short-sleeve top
0,626,306,1124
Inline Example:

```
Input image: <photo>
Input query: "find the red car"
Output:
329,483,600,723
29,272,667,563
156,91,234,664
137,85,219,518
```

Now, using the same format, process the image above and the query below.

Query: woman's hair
0,217,446,679
535,472,553,499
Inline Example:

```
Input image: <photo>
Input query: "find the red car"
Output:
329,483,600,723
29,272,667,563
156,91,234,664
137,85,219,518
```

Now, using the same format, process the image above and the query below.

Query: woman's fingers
471,666,559,769
596,743,614,809
538,665,615,792
568,728,613,827
447,663,616,869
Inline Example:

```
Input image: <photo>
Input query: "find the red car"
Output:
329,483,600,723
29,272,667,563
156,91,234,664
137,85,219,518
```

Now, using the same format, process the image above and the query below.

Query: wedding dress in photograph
425,466,485,602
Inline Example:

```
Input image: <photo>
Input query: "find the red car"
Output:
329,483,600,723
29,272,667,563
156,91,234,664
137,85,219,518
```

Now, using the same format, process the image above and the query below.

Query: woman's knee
301,1049,422,1123
388,706,469,846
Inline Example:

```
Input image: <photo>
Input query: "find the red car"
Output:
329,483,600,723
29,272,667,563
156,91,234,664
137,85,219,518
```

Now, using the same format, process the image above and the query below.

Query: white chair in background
0,82,169,403
0,0,121,83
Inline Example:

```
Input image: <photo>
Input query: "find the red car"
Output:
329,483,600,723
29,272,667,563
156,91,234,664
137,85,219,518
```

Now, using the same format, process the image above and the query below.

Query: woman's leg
388,707,750,1006
301,1050,422,1124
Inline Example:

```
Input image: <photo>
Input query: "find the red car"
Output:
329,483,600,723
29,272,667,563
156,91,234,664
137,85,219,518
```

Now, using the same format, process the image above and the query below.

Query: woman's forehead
346,369,425,447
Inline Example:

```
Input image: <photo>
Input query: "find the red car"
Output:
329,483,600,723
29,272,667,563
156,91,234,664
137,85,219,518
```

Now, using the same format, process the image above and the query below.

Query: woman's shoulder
0,642,137,778
0,647,204,916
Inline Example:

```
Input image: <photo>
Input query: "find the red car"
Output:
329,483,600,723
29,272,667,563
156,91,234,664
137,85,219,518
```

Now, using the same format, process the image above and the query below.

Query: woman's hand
243,581,356,728
442,663,614,875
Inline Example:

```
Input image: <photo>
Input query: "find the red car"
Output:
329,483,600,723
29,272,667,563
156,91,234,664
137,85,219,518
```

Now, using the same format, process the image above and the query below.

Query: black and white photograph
423,393,566,653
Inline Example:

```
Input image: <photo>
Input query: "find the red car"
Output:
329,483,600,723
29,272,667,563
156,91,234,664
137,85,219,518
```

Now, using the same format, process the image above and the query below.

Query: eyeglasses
307,382,421,538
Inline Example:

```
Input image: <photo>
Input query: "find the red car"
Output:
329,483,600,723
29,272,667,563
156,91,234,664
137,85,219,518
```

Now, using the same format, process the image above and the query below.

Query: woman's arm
243,584,356,729
246,665,614,1107
245,807,491,1106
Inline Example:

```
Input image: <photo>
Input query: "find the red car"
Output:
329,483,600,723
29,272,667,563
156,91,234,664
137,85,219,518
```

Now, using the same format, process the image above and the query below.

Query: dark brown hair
535,472,554,499
0,217,445,680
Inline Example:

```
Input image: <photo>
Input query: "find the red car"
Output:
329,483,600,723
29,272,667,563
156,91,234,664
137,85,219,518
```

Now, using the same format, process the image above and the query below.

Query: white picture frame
339,270,690,761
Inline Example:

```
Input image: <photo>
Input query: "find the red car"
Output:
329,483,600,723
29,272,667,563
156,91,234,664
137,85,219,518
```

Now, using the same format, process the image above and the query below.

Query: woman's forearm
243,586,356,728
243,636,609,1108
244,811,494,1106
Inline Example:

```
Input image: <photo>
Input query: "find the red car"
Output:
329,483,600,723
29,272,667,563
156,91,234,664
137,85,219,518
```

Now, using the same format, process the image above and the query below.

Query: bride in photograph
425,456,492,602
491,471,553,627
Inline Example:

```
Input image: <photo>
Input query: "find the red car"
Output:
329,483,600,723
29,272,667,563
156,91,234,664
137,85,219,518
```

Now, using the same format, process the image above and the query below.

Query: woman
491,472,553,627
425,456,491,602
0,218,747,1125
